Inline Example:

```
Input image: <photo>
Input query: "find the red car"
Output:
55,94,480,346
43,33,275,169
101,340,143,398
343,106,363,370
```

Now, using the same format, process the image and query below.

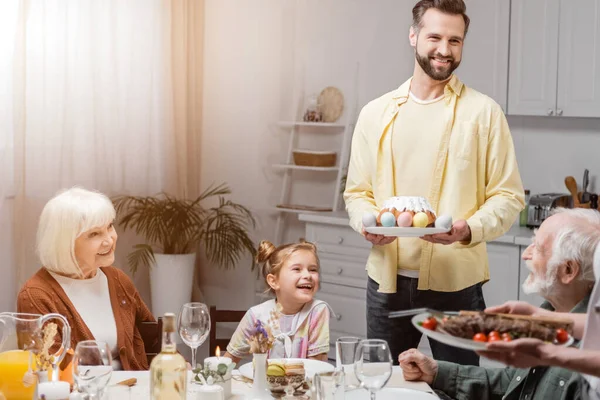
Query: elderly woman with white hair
17,187,155,371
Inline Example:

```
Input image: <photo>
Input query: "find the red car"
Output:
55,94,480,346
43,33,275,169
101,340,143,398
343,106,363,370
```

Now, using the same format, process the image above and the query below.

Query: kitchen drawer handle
335,314,342,321
556,109,563,116
336,236,344,244
547,109,554,116
337,267,343,275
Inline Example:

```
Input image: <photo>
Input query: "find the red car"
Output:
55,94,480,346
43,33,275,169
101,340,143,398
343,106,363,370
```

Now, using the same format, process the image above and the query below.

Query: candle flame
215,346,221,357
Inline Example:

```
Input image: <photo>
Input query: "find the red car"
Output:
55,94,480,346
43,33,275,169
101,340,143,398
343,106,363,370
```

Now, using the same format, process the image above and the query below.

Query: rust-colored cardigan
17,266,155,371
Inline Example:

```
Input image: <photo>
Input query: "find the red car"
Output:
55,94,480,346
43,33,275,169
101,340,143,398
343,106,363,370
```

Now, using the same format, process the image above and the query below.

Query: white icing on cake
382,196,435,213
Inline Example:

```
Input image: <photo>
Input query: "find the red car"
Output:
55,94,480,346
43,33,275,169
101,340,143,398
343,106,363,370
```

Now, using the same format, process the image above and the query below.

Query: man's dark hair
412,0,470,36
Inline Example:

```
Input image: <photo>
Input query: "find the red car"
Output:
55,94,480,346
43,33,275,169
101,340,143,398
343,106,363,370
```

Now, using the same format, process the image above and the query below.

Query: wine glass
354,339,392,400
178,302,210,371
72,340,113,399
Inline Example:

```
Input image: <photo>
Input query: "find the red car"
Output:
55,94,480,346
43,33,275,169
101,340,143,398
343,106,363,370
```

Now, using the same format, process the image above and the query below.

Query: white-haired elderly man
399,208,599,400
480,209,600,400
17,187,155,371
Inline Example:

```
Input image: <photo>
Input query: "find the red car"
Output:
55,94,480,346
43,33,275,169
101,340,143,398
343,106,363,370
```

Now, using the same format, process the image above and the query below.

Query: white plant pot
149,253,196,317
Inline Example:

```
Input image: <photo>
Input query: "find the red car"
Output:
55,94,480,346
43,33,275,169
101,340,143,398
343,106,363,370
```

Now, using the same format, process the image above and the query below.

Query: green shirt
433,295,591,400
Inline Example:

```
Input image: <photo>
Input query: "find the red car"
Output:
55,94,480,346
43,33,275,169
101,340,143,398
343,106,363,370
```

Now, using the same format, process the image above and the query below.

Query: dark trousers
367,275,486,366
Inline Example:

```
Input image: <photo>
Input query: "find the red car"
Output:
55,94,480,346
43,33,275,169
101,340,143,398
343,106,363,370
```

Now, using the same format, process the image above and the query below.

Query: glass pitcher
0,312,71,400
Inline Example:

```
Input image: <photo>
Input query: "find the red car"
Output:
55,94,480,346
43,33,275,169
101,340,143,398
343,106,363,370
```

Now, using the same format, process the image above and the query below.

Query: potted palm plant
113,183,256,317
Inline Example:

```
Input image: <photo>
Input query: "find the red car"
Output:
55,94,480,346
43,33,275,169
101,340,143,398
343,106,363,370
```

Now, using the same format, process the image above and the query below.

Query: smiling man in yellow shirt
344,0,525,366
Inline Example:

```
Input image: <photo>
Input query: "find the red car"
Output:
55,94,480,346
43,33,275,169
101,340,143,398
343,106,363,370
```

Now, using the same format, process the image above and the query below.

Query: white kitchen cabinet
557,0,600,117
508,0,560,116
518,246,546,307
483,243,521,308
508,0,600,117
458,0,510,111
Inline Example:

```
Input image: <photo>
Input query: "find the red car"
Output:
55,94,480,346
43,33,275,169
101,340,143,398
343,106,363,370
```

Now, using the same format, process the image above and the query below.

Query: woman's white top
581,247,600,399
49,269,121,370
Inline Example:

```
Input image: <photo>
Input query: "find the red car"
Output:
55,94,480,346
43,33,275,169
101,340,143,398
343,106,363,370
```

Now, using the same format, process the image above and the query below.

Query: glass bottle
520,189,530,227
150,313,187,400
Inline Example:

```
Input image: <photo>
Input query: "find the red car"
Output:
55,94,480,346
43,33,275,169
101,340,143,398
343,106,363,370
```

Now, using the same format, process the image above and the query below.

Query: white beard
522,260,555,295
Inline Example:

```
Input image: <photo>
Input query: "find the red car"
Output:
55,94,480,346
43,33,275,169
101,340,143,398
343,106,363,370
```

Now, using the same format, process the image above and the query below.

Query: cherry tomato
488,331,500,339
488,335,501,342
473,333,488,342
422,317,438,331
556,329,569,344
502,333,512,342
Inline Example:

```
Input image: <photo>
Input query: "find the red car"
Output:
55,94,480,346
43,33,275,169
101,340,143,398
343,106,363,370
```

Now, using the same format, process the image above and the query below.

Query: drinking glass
335,336,360,390
177,302,210,370
72,340,112,399
354,339,392,400
313,370,345,400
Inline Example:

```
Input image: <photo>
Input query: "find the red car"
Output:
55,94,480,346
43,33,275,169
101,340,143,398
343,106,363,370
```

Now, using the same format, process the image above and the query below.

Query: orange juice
0,350,36,400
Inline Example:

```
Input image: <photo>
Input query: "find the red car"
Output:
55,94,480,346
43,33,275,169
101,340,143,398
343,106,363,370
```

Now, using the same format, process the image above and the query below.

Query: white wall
200,0,600,314
199,0,291,311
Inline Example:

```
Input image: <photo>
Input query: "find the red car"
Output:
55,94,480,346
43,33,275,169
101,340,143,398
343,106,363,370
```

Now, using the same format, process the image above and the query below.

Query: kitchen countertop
298,211,535,246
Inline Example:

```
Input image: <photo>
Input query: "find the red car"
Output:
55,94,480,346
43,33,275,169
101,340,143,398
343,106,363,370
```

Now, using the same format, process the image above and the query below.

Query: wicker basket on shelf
292,150,337,167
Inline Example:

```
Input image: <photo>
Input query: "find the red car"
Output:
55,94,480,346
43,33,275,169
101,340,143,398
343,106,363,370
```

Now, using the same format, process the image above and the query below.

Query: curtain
0,0,204,309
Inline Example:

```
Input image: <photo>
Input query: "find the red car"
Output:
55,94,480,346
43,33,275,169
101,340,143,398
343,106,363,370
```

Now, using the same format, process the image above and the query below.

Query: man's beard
415,49,460,81
522,260,557,296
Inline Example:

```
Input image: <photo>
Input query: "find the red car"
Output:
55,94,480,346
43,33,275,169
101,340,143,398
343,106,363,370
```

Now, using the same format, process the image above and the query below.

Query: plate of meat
412,311,575,351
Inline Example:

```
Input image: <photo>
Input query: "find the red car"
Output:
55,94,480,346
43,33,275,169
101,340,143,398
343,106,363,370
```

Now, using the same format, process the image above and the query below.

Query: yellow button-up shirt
343,75,525,293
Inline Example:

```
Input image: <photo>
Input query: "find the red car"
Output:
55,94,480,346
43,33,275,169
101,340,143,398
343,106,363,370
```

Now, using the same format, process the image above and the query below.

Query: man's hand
362,227,396,246
398,349,438,385
477,338,557,368
421,219,471,245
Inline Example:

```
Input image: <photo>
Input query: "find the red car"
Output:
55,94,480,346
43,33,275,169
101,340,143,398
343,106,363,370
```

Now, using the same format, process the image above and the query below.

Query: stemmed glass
178,302,210,371
72,340,113,399
354,339,393,400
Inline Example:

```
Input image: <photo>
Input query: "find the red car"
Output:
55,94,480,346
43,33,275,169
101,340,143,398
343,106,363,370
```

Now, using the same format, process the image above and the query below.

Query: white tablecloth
105,367,438,399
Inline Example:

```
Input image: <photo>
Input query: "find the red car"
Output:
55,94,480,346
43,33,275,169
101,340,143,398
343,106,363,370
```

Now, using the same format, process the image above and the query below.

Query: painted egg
412,212,429,228
396,212,413,227
435,215,453,230
380,212,396,227
362,212,377,228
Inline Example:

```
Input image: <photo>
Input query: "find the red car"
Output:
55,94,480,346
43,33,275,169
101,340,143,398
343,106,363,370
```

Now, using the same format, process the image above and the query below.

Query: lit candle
203,346,233,371
203,347,233,399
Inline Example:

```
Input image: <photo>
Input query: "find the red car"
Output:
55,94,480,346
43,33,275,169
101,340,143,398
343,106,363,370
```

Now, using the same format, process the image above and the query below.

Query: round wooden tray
317,86,344,122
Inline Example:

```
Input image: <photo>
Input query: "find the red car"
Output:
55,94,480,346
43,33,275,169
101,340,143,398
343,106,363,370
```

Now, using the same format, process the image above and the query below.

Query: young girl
224,240,331,362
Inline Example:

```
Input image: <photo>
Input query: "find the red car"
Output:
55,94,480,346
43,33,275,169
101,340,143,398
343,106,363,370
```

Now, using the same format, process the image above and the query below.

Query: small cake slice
284,361,305,376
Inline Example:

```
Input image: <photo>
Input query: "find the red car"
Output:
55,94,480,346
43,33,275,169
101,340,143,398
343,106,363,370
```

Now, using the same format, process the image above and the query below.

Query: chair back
209,306,246,353
139,317,163,365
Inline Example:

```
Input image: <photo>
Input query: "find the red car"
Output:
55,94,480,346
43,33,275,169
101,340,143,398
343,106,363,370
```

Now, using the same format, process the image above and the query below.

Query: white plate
346,387,438,400
238,358,334,381
364,226,449,237
412,313,575,352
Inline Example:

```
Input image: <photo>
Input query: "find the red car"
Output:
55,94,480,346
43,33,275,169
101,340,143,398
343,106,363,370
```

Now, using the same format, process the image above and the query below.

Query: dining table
104,367,439,399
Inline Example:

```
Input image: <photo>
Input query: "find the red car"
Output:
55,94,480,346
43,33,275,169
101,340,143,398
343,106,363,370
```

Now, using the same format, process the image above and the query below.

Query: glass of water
73,340,113,399
178,302,210,370
354,339,392,400
336,336,360,390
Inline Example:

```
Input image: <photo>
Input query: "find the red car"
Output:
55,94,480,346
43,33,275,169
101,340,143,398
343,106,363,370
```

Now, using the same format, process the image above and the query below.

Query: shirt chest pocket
449,121,480,164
